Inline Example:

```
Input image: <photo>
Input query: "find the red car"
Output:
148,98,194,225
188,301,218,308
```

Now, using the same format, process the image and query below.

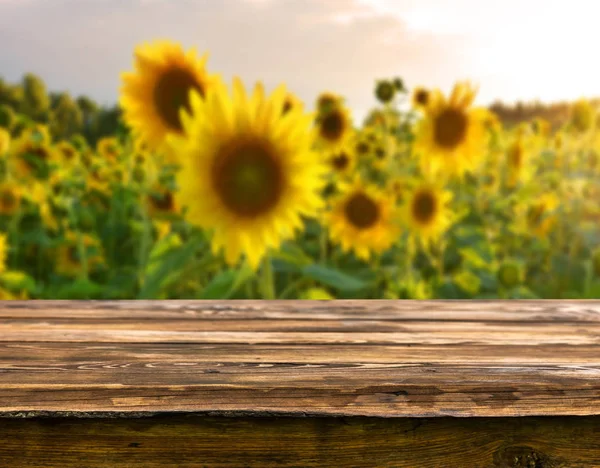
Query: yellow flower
0,128,10,156
0,233,8,274
168,77,327,270
281,92,304,116
146,184,180,219
316,92,342,115
411,87,431,111
570,98,595,133
120,40,221,155
96,137,121,162
325,177,399,261
413,81,487,180
21,124,52,145
505,135,534,188
86,164,112,195
27,181,59,232
55,231,104,278
0,181,22,216
8,135,56,181
523,193,560,237
327,145,356,177
370,135,395,171
314,103,354,152
55,141,80,167
401,182,453,249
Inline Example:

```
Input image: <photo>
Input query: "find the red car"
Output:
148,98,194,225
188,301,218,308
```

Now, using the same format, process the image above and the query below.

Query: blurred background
0,0,598,300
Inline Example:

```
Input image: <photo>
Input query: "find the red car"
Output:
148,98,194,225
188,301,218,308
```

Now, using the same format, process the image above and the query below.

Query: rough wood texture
0,300,599,418
1,415,600,468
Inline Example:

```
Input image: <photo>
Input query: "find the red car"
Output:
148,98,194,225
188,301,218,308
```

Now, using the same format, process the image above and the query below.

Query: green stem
259,255,275,300
278,277,310,299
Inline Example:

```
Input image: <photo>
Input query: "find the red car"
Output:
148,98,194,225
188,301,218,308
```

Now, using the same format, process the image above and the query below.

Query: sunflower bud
375,80,396,104
392,77,405,92
497,261,524,288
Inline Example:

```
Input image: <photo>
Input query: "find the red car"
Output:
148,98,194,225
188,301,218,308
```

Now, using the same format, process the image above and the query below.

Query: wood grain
0,300,599,418
1,415,600,467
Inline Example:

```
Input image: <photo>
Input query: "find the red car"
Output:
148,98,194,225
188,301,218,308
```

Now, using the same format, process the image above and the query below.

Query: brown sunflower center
416,90,429,105
319,110,345,142
356,141,370,156
433,108,468,149
412,190,437,224
30,146,50,161
62,147,76,160
212,140,283,217
150,191,175,211
374,146,386,159
509,144,523,169
331,152,350,171
527,205,544,226
67,246,80,263
0,190,16,210
344,192,380,230
153,67,204,133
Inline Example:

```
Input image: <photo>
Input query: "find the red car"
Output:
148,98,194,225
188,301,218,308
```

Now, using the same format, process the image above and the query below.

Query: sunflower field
0,39,599,300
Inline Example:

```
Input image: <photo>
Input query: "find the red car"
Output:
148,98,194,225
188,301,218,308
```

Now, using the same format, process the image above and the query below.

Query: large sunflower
168,77,327,270
325,178,399,261
401,182,453,249
413,82,487,180
120,40,220,154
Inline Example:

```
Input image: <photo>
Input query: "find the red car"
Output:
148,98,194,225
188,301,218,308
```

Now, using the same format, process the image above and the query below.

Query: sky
0,0,599,123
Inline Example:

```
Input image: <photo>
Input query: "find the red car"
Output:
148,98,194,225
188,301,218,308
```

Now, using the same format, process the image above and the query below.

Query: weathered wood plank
2,300,600,322
1,342,599,365
1,415,599,467
0,300,599,418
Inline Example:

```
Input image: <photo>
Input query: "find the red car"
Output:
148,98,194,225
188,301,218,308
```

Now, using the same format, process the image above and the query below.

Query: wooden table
1,300,600,467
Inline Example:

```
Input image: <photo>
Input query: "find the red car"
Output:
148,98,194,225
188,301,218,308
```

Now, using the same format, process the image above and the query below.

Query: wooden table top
1,300,599,418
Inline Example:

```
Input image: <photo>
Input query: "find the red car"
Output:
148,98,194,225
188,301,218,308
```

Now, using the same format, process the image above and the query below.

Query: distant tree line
0,73,128,146
489,98,600,131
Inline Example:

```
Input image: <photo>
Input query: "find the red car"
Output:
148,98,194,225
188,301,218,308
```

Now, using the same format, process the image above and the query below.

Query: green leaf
55,278,105,299
302,264,367,292
271,243,313,269
199,264,255,299
507,286,539,299
138,235,201,299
